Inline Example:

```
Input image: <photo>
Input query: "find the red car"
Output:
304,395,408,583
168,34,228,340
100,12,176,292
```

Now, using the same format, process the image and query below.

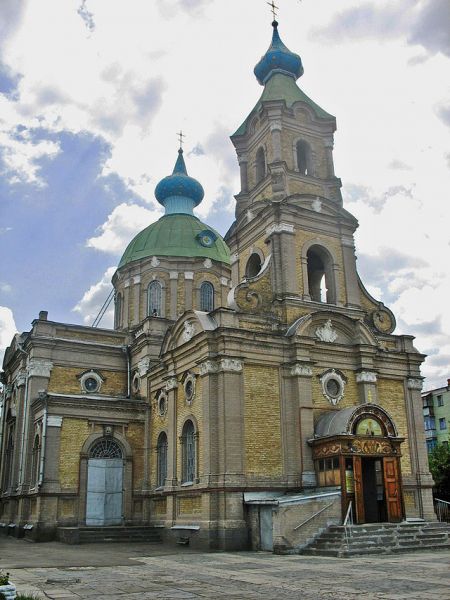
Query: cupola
254,20,304,86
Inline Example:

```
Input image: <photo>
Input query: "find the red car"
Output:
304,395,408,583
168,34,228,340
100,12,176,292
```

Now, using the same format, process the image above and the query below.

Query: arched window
114,293,122,329
255,147,266,183
200,282,214,312
245,252,262,278
31,434,41,487
156,432,168,488
148,281,162,317
296,140,313,176
306,245,336,304
3,418,15,491
89,438,123,459
181,420,196,484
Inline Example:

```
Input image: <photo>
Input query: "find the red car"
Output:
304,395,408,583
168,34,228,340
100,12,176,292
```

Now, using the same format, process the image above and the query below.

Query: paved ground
1,537,449,599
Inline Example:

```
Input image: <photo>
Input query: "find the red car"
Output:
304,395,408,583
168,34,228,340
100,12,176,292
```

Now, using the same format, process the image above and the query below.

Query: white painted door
86,458,123,526
259,506,273,551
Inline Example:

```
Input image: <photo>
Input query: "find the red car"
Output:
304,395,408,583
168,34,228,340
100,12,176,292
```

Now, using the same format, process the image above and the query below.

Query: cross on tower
266,1,279,21
177,130,186,150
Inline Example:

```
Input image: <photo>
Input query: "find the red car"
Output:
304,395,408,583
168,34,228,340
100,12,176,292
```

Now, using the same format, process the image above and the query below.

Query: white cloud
72,266,116,328
86,202,162,254
0,283,12,294
0,306,18,367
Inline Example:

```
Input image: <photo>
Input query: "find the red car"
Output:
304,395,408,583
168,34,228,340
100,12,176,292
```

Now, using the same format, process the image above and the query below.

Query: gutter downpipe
38,396,48,487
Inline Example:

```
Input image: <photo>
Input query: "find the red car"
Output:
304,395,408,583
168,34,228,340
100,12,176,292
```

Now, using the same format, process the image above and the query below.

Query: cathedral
0,19,435,551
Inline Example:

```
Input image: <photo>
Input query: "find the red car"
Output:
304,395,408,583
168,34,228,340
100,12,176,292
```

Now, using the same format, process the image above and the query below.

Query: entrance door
383,457,403,522
259,506,273,551
86,458,123,526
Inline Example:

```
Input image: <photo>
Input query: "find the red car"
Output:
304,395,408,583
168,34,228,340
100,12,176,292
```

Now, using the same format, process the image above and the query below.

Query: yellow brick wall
288,179,326,197
58,498,75,518
152,497,167,516
377,378,412,475
244,365,282,477
295,230,346,305
48,367,126,396
59,418,90,488
178,495,202,516
235,269,273,313
126,423,145,488
176,375,203,481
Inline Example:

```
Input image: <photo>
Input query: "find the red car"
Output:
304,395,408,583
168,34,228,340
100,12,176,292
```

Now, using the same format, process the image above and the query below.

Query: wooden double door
348,455,403,524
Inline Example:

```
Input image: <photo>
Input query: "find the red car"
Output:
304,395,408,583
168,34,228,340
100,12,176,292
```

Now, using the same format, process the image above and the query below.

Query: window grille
200,282,214,312
156,432,168,487
148,281,162,316
182,420,195,483
89,438,123,459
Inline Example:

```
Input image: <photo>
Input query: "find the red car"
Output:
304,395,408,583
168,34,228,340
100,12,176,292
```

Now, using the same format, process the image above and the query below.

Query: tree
429,444,450,500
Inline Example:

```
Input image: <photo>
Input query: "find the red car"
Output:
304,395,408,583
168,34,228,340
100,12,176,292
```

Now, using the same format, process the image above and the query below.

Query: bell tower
231,20,342,218
226,19,389,323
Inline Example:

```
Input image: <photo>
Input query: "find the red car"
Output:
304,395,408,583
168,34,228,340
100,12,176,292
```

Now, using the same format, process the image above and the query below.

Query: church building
0,18,435,551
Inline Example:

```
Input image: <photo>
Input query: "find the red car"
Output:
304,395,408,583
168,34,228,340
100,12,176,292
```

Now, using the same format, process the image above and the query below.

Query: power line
92,287,115,328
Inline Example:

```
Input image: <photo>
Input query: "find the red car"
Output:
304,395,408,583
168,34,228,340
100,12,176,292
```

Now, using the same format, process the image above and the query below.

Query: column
355,371,378,404
238,154,249,193
132,275,141,326
341,236,361,308
290,363,315,487
169,272,178,319
184,272,194,311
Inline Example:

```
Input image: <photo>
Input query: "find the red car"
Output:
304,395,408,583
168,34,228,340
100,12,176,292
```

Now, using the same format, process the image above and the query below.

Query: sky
0,0,449,391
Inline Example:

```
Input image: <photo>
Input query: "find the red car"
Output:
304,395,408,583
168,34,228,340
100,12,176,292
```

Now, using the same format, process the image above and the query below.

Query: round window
326,378,340,398
84,377,99,393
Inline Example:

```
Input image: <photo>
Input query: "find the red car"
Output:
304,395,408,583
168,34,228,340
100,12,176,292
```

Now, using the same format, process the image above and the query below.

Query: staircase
301,521,450,557
57,525,163,545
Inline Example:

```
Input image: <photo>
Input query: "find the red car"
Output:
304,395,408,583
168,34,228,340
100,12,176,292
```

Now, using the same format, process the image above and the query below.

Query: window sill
181,481,194,487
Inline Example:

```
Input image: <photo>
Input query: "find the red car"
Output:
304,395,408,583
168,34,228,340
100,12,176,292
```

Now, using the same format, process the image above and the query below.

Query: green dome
118,214,230,268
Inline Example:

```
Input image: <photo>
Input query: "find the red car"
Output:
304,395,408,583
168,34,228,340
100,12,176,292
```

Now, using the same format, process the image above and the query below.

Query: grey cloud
343,183,413,213
388,159,412,171
0,0,26,43
426,353,450,367
407,316,444,337
435,103,450,128
157,0,213,19
35,86,68,106
205,125,237,178
188,144,205,157
78,0,95,32
313,0,450,58
446,153,450,169
132,78,167,120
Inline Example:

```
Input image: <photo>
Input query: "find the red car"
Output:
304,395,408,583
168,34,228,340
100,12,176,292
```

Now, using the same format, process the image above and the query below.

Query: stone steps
300,521,450,557
57,525,163,545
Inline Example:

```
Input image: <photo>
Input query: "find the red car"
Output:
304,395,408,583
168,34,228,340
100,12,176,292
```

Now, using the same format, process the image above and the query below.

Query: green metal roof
232,73,334,137
118,214,231,268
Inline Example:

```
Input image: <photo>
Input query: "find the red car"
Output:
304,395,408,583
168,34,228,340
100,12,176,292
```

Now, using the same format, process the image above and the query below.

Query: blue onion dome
155,148,204,215
254,20,304,86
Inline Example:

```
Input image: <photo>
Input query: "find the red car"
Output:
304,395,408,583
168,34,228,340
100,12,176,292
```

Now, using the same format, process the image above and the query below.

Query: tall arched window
255,147,266,183
156,432,168,488
306,245,336,304
181,420,196,484
200,282,214,312
114,293,122,329
296,140,313,176
31,434,41,487
2,416,15,491
148,281,162,317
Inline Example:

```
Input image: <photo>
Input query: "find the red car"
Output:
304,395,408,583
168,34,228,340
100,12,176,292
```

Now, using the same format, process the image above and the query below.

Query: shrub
0,572,10,585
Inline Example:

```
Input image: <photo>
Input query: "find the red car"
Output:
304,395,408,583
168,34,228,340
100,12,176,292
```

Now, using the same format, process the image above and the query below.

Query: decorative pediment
161,310,218,353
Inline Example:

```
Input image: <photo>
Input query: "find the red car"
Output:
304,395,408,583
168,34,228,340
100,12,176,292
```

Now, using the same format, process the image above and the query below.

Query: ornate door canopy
309,404,404,459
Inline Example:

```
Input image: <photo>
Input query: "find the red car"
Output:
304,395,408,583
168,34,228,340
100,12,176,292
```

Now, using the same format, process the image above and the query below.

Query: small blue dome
254,21,304,86
155,149,204,215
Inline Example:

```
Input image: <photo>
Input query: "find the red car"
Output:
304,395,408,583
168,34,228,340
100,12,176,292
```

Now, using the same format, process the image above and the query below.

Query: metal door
86,458,123,526
259,506,273,551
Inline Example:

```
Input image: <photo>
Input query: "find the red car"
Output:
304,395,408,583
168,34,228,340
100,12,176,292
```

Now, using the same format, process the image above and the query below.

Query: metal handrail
435,498,450,523
343,501,353,550
293,502,335,531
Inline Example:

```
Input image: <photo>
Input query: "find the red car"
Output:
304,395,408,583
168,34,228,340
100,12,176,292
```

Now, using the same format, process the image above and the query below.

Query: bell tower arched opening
306,245,336,304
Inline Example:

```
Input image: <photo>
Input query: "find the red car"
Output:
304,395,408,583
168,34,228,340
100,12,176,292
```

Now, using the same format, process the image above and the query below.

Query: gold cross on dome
177,130,186,150
267,1,279,21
